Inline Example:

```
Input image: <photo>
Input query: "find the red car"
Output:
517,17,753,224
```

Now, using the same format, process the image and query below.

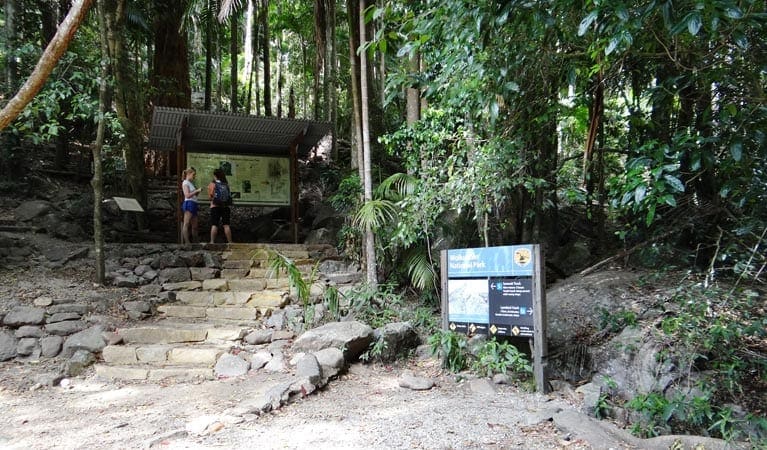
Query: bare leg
182,211,192,244
191,216,199,243
223,224,233,243
210,225,218,244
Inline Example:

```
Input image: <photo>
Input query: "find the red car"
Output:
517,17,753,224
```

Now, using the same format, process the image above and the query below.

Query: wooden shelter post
289,127,308,244
175,116,189,243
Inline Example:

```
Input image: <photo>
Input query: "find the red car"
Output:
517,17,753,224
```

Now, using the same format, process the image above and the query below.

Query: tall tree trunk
204,0,214,110
649,62,674,145
300,38,307,116
217,29,223,109
288,86,295,118
152,0,190,179
322,0,331,121
347,0,362,170
4,0,18,95
276,0,283,118
244,0,256,113
325,0,337,159
41,1,72,171
261,0,272,116
534,78,560,245
1,0,20,176
151,0,191,108
406,52,420,125
584,70,605,237
359,0,376,287
253,17,261,115
313,0,326,120
93,0,111,284
230,13,239,112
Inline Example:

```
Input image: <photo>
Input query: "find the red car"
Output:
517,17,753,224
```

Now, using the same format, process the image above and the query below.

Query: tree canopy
0,0,764,282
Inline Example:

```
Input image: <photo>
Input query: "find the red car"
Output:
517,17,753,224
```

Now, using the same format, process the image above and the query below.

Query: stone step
116,321,250,344
223,247,311,262
172,290,288,308
158,305,263,323
94,364,215,382
102,342,232,367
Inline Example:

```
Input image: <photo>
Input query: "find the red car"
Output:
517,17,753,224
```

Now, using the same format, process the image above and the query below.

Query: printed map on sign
187,152,290,206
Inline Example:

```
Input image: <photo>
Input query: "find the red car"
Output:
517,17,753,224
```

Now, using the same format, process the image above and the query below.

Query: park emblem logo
514,247,532,267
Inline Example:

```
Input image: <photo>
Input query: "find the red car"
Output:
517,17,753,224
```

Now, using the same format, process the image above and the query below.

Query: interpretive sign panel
187,152,290,206
440,244,548,392
444,245,535,336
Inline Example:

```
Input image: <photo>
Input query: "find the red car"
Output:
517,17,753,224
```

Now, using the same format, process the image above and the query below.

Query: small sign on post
440,244,548,392
110,197,145,212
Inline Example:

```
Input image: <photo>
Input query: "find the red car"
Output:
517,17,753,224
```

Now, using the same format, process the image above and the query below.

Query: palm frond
354,199,398,231
375,172,418,200
218,0,243,23
404,249,437,291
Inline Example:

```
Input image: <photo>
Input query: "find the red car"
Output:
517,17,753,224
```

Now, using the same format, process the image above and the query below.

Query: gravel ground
0,360,591,450
0,234,593,449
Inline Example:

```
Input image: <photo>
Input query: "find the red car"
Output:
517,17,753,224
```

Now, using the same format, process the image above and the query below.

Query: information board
186,152,290,206
440,244,548,392
445,245,535,336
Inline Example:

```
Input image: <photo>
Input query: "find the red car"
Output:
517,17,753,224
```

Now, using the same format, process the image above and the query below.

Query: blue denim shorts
181,200,199,216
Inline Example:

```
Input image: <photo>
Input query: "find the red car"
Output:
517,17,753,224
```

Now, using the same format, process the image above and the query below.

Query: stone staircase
94,243,333,382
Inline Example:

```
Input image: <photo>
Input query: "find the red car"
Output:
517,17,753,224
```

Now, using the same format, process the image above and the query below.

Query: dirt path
0,236,594,449
0,360,590,450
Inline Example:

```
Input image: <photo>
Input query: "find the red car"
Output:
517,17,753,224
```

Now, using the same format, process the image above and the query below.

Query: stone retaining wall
0,243,359,369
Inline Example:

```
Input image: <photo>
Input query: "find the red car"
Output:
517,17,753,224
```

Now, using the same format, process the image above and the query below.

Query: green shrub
470,338,532,378
598,307,638,333
344,283,403,328
428,329,467,372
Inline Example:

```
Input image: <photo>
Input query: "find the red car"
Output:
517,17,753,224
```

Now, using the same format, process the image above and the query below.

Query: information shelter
440,245,548,392
147,107,332,243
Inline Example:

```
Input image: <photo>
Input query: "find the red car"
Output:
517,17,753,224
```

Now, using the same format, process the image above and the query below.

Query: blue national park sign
440,244,548,393
447,245,534,278
445,245,537,337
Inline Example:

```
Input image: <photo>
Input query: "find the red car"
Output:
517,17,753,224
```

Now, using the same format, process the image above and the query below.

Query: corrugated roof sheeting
148,107,332,157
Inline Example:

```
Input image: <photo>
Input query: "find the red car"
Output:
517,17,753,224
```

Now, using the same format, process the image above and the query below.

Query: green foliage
626,391,765,444
469,338,532,379
598,307,638,333
428,329,467,373
657,285,766,396
344,283,404,329
9,50,105,144
329,174,362,214
595,376,618,419
360,337,389,363
266,250,319,325
329,173,363,261
323,284,341,322
622,282,767,444
607,140,686,229
410,305,439,335
595,393,611,419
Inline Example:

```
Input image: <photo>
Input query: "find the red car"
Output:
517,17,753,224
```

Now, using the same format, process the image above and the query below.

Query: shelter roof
147,107,332,158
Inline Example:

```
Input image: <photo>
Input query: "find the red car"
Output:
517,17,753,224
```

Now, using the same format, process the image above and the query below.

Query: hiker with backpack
208,168,233,244
181,167,202,244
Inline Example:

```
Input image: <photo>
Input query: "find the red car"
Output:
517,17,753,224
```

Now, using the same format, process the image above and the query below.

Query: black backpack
212,182,232,206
